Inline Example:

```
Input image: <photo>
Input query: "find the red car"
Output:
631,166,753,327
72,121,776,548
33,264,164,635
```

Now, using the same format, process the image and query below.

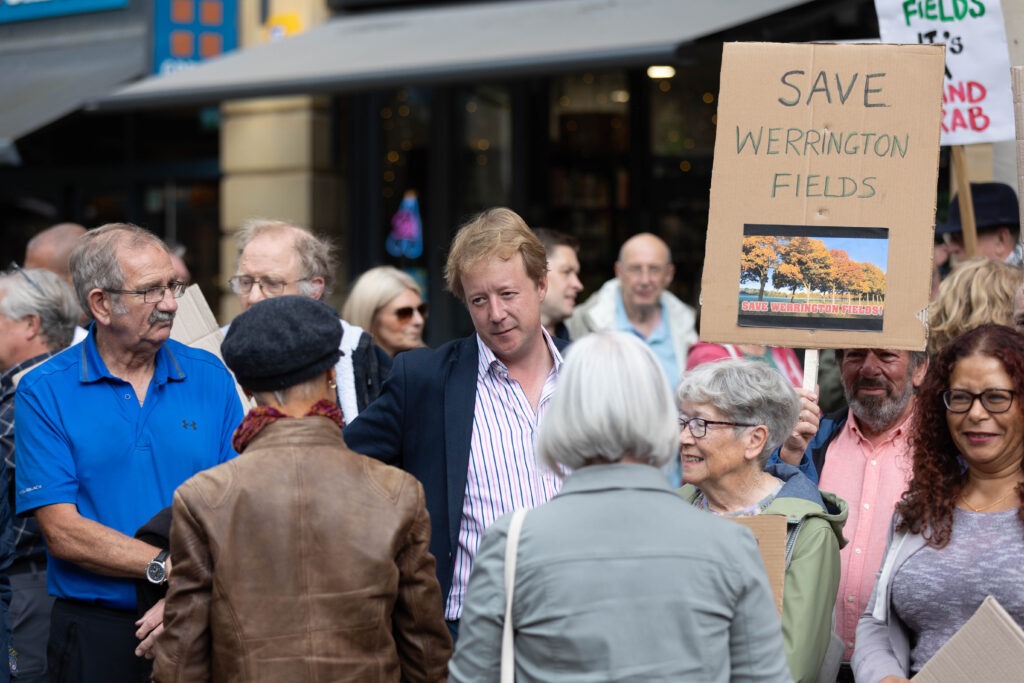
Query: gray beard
846,380,914,433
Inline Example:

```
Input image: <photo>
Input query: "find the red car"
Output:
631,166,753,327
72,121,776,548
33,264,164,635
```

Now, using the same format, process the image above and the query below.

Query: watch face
147,562,166,584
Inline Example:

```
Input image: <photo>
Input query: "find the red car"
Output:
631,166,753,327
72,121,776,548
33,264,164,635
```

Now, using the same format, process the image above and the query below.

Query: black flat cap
222,296,341,391
937,182,1020,235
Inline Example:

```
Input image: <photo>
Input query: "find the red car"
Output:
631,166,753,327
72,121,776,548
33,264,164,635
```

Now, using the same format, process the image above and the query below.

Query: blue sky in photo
822,236,889,272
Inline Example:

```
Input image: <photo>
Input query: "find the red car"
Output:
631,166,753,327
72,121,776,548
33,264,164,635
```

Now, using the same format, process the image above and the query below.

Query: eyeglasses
393,302,429,321
8,262,43,294
228,275,306,297
622,263,668,277
942,389,1016,414
105,281,188,303
678,416,756,438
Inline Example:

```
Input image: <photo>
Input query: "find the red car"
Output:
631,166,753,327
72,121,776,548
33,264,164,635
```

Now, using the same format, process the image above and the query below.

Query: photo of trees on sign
737,225,889,332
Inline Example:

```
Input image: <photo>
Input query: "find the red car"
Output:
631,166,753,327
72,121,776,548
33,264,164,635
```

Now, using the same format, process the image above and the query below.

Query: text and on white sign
875,0,1014,145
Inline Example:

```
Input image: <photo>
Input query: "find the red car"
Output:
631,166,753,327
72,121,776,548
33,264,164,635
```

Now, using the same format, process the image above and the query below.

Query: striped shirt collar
475,326,563,378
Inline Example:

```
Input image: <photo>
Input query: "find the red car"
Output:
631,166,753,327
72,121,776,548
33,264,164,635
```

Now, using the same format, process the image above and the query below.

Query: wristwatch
146,549,169,585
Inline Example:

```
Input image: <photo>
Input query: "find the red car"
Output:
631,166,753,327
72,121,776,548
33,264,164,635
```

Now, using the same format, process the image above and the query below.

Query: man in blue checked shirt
0,265,79,683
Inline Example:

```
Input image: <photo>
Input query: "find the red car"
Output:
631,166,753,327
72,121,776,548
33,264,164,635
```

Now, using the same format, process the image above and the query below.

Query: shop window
455,85,512,217
647,56,722,305
547,70,630,296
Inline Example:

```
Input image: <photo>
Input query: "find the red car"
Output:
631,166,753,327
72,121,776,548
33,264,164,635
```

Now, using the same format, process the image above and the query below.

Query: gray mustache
149,310,176,324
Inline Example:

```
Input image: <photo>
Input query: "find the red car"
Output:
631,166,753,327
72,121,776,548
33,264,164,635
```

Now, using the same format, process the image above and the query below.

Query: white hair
537,331,678,471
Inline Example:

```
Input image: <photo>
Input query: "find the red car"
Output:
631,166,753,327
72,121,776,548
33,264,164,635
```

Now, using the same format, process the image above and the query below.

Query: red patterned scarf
232,399,345,453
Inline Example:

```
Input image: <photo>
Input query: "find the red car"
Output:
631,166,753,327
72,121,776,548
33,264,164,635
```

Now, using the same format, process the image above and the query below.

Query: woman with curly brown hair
853,324,1024,682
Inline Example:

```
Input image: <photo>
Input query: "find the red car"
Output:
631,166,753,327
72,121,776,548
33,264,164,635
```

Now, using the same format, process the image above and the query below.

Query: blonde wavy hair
928,257,1024,355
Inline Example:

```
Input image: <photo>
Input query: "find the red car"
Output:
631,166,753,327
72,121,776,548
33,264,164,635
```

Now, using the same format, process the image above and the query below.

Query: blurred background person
156,296,450,682
854,324,1024,681
936,182,1021,267
342,265,427,357
24,223,88,344
0,266,78,683
927,257,1023,357
533,228,582,340
23,224,86,285
450,331,790,683
677,358,846,683
227,218,390,421
166,243,191,286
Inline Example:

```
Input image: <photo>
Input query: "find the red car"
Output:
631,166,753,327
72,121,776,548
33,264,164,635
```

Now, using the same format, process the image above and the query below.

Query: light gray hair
537,331,678,471
676,358,800,465
0,268,80,351
235,219,337,298
69,223,169,319
341,266,421,334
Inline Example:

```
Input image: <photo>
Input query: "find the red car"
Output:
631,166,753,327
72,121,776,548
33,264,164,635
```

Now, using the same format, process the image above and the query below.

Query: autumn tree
824,249,860,303
740,236,780,301
860,263,886,302
772,236,833,301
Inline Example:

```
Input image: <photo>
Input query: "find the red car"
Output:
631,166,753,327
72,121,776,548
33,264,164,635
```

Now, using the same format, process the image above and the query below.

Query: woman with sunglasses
677,358,847,683
854,324,1024,682
342,266,428,357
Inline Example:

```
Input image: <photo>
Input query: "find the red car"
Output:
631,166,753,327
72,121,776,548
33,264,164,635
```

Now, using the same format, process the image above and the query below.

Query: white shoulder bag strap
501,508,528,683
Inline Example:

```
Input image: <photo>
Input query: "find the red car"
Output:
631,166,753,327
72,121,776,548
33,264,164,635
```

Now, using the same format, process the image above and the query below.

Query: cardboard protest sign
913,595,1024,681
700,42,945,351
875,0,1014,145
730,514,786,615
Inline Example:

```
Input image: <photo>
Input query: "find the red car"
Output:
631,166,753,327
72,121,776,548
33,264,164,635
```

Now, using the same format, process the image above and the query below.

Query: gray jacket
851,516,927,682
449,463,791,683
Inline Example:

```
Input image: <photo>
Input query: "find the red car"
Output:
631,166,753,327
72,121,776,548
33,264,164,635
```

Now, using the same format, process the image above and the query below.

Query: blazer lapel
443,335,479,554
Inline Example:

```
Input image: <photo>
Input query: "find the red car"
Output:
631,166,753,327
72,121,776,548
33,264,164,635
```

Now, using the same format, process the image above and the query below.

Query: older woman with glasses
677,358,848,683
450,332,791,683
342,266,428,357
854,324,1024,682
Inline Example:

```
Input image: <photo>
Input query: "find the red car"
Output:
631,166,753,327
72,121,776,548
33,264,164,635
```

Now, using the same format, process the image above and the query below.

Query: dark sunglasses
393,302,429,321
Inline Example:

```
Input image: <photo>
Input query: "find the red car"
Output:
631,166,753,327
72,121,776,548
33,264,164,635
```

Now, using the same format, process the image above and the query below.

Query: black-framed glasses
678,416,756,438
942,389,1016,414
393,302,429,321
8,262,43,294
228,275,306,297
105,281,188,304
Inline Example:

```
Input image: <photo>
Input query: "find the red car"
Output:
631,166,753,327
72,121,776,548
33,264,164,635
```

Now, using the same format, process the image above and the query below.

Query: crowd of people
0,181,1021,682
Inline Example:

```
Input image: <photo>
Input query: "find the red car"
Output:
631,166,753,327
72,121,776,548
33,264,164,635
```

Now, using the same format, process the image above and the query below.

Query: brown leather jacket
153,416,451,682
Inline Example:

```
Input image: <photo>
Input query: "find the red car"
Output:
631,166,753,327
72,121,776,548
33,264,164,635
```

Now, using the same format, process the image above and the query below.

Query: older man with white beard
772,348,927,682
14,224,243,682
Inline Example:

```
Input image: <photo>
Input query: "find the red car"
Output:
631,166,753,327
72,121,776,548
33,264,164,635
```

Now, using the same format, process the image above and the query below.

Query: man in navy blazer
344,208,568,638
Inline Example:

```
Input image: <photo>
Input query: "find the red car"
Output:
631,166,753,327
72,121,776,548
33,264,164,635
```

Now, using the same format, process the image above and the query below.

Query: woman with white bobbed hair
450,331,790,683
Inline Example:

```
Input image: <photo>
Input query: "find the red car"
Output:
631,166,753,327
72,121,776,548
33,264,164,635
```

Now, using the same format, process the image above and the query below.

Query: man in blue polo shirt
14,224,243,682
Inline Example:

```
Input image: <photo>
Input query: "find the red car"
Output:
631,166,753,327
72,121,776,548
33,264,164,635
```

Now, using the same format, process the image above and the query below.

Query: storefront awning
98,0,808,111
0,28,147,144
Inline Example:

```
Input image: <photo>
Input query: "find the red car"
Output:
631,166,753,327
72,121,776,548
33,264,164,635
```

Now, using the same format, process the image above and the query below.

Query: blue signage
0,0,127,24
153,0,238,76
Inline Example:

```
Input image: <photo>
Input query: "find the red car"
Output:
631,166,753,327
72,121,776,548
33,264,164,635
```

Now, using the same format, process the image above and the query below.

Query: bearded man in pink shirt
772,348,928,683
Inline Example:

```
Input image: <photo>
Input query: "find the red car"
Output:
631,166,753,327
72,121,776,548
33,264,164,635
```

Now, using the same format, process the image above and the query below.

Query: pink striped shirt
445,332,563,620
819,408,915,662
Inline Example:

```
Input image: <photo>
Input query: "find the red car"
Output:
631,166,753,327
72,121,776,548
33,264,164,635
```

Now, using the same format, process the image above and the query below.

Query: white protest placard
875,0,1014,145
